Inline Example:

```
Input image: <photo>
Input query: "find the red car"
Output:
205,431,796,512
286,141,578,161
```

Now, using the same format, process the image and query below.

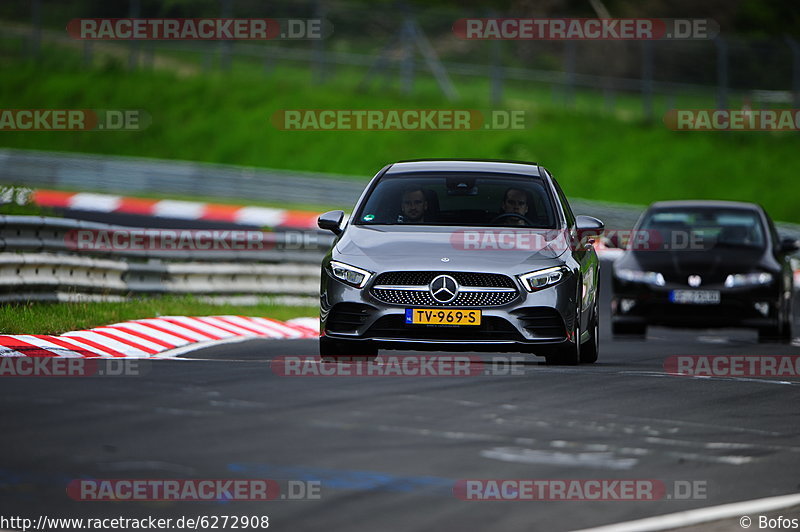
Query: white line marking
573,492,800,532
153,336,264,358
481,446,638,470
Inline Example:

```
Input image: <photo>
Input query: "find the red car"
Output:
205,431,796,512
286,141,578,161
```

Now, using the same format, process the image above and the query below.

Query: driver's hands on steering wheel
490,212,534,226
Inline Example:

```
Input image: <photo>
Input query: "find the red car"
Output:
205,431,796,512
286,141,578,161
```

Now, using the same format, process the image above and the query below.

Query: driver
500,187,530,226
399,187,428,223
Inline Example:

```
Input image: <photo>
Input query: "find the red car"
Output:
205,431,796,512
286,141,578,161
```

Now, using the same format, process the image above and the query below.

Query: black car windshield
639,207,766,249
353,174,558,228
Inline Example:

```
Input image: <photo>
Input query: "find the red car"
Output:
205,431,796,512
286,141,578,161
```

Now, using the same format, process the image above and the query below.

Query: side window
550,174,575,227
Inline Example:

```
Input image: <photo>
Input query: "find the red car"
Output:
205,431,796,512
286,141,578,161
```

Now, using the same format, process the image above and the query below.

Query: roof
386,159,542,177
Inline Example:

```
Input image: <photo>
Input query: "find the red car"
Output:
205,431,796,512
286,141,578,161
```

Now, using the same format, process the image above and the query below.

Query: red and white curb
31,189,321,230
0,316,320,358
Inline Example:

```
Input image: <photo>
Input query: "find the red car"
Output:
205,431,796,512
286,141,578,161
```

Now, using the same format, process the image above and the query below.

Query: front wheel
546,312,580,366
580,302,600,364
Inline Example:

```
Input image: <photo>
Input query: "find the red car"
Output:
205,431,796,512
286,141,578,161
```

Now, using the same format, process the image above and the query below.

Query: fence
0,148,364,206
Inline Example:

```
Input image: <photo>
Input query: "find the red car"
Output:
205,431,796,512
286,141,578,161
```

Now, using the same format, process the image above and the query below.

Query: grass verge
0,296,318,335
1,39,798,222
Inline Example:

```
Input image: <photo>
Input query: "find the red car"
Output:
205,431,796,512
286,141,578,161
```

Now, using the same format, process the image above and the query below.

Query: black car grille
372,289,517,307
374,271,516,288
326,303,376,333
512,307,567,340
365,315,524,341
371,271,519,307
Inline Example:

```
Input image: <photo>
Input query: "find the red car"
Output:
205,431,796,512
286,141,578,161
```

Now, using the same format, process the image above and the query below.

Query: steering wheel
490,212,535,226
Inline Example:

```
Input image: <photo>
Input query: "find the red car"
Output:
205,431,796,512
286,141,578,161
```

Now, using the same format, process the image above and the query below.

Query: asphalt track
2,267,800,532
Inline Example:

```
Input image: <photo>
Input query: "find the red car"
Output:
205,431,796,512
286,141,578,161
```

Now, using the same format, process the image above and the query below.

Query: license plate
405,308,482,325
669,290,721,305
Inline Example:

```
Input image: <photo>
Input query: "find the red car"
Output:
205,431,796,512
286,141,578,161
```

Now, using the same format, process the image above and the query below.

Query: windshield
354,173,558,228
639,207,766,249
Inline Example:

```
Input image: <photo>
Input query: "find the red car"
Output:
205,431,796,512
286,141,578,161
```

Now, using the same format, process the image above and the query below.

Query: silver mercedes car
317,160,604,365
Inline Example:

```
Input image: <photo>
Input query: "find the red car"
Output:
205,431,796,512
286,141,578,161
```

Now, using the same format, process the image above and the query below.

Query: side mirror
779,237,799,254
318,210,344,235
576,215,604,245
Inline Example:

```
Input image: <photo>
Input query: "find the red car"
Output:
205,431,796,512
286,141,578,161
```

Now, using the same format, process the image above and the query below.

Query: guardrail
0,148,366,206
0,215,330,303
3,205,799,305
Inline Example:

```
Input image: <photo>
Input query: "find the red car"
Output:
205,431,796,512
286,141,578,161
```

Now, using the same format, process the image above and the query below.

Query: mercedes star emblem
429,274,458,303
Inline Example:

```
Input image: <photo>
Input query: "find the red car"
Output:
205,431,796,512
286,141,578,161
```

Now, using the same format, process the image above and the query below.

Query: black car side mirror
318,210,345,235
779,237,799,254
576,215,605,245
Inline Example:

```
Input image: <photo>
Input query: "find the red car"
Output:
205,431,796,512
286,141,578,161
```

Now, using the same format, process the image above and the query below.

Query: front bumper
321,270,580,354
611,279,780,329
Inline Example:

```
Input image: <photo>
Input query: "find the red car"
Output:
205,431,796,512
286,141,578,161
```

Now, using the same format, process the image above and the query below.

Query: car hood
334,225,568,273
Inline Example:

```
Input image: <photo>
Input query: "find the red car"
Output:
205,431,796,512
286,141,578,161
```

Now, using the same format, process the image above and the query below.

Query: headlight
724,272,772,288
615,268,666,286
329,260,373,288
518,266,570,292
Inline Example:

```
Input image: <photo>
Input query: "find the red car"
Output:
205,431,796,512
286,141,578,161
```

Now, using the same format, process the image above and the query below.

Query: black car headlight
615,268,666,286
329,260,373,288
518,266,570,292
724,272,773,288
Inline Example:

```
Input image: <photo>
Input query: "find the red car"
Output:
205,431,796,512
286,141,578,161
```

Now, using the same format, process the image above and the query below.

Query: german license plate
669,290,721,305
405,308,482,325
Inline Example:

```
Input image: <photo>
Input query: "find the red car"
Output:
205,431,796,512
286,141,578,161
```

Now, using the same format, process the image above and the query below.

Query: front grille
374,271,516,288
512,307,567,340
365,315,524,341
372,289,517,307
371,271,519,307
326,303,376,333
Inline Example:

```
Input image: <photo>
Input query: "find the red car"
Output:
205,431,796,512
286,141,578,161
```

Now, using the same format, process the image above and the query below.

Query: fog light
620,299,635,313
754,302,769,317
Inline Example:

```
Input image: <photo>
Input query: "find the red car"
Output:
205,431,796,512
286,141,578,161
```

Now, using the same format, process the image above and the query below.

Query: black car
317,159,604,364
611,200,797,342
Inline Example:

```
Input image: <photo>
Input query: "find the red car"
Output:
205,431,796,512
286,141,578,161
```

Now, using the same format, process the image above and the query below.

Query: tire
781,295,794,342
612,320,647,338
319,337,378,362
580,302,600,364
761,289,794,343
547,312,580,366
